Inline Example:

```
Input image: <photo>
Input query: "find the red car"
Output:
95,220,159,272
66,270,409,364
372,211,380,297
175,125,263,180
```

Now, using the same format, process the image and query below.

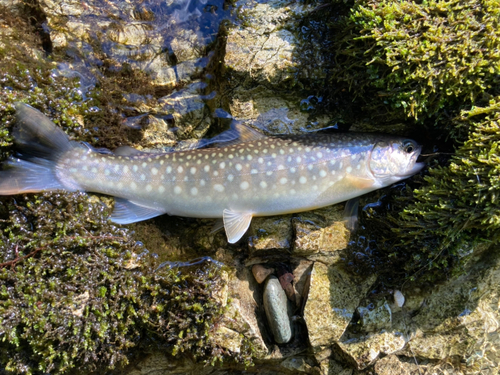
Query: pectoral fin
223,209,253,244
343,197,360,232
111,198,166,224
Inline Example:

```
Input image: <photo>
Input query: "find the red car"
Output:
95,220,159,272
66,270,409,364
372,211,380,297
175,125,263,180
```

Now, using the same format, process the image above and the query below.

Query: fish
0,103,424,243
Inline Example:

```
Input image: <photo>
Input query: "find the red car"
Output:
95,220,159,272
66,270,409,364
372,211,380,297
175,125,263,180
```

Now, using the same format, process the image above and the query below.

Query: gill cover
369,138,423,179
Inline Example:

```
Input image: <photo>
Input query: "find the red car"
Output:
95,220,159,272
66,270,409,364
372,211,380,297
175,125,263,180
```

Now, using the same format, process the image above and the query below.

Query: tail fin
0,103,80,194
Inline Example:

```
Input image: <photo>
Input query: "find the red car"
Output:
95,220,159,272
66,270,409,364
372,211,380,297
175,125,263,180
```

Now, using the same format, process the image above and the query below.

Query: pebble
252,264,274,284
263,275,292,344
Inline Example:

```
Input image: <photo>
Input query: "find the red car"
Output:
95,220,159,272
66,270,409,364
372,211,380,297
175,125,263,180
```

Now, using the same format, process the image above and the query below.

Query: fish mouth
397,161,425,177
396,145,425,177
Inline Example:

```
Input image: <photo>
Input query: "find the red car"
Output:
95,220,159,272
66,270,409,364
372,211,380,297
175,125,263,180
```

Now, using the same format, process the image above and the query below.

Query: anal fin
223,209,253,244
110,198,166,224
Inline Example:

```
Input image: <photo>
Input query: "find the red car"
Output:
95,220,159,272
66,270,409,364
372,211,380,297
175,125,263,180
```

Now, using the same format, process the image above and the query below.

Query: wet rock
357,301,392,332
218,266,269,358
39,0,226,87
252,264,274,284
280,356,317,373
337,331,406,369
373,355,418,375
393,290,405,308
248,215,293,252
263,275,292,344
304,262,377,355
211,326,243,353
292,206,350,261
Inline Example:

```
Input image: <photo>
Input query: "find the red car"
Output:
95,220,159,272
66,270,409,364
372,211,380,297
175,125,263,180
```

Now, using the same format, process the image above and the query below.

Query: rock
220,266,268,358
211,326,243,353
280,356,317,373
304,262,376,355
263,275,292,344
292,206,350,261
252,264,274,284
393,290,405,308
357,301,392,332
248,215,293,252
373,355,418,375
337,331,406,369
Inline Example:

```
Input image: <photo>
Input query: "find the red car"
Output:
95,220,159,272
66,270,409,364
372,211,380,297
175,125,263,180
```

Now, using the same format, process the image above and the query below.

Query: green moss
327,0,500,123
394,97,500,276
0,192,236,374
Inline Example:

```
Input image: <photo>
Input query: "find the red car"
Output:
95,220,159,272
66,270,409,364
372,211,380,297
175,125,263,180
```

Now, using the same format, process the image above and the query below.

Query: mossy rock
327,0,500,124
0,192,233,374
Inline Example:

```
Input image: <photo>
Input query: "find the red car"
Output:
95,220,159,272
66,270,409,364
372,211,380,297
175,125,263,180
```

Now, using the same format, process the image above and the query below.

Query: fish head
369,137,424,182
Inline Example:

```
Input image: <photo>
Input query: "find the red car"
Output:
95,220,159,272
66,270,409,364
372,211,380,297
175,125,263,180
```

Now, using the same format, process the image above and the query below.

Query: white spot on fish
219,162,226,169
197,159,201,165
166,166,172,174
204,165,210,172
91,167,97,173
356,164,361,169
240,181,249,190
280,177,287,185
177,166,183,173
320,170,327,178
228,174,234,182
160,160,164,165
299,176,307,184
271,153,277,158
152,167,158,175
296,156,302,163
70,168,77,173
214,184,224,192
247,155,253,161
228,154,234,159
346,166,353,173
123,166,129,173
266,171,273,176
146,185,152,192
307,165,313,171
159,186,165,193
279,149,285,155
140,174,146,181
191,187,198,196
235,163,242,171
290,189,296,195
213,171,219,177
312,185,318,191
132,165,138,172
277,164,285,170
260,181,267,188
174,186,182,194
142,162,147,168
251,169,258,174
258,157,264,164
190,167,197,175
104,169,110,176
290,167,296,173
130,182,137,190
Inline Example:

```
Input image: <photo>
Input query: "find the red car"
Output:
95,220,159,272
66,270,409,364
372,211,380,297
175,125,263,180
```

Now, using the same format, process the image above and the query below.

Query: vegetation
0,192,232,374
329,0,500,124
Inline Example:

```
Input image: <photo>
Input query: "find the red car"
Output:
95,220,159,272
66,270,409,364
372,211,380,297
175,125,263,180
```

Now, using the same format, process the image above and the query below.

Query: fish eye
403,140,415,153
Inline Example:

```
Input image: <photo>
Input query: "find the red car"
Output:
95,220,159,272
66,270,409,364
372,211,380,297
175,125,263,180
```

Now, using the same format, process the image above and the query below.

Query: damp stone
263,275,292,344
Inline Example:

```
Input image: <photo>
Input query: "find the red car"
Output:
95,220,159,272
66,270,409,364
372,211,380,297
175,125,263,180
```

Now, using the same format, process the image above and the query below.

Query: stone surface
263,275,292,344
304,262,377,355
252,264,274,284
338,331,406,370
292,206,350,260
358,301,392,332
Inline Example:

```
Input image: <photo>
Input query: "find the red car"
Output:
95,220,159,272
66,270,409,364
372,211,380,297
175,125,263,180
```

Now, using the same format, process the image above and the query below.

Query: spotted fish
0,103,424,243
